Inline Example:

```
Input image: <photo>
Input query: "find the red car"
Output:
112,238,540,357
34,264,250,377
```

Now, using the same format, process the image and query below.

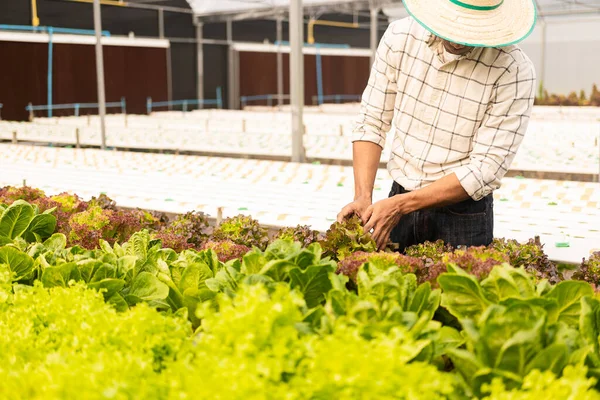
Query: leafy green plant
211,214,269,250
0,200,56,245
437,264,594,394
274,224,321,247
336,250,423,283
439,264,591,323
578,295,600,386
0,185,46,204
154,211,211,252
240,240,337,308
320,215,376,260
67,204,111,248
492,238,561,284
405,240,453,270
0,283,192,399
573,252,600,287
481,365,600,400
179,283,460,399
202,240,250,262
448,300,587,396
418,246,508,287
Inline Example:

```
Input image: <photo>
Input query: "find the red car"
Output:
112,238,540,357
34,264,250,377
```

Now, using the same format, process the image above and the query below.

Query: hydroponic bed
1,186,600,399
2,109,598,176
0,144,598,264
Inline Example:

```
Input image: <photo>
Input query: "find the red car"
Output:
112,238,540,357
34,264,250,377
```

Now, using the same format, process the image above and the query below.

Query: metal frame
195,22,204,108
276,17,284,107
194,0,391,23
289,0,305,163
60,0,193,14
370,5,379,65
227,47,240,109
93,0,107,150
26,98,126,118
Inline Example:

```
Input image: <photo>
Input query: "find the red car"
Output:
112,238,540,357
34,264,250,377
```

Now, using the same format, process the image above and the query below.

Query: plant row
535,83,600,106
1,186,600,399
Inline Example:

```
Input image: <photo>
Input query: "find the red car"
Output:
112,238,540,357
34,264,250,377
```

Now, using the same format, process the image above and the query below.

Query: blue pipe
47,27,53,118
216,87,222,109
315,44,324,106
26,100,125,112
0,24,110,37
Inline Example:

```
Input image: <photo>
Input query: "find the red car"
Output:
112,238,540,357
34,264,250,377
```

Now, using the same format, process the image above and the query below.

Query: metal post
158,8,165,39
370,7,379,66
196,22,204,109
276,17,284,107
315,46,323,105
93,0,107,150
228,49,240,109
47,27,53,118
540,20,547,95
166,45,173,108
227,45,235,109
289,0,305,162
226,19,233,44
75,128,81,148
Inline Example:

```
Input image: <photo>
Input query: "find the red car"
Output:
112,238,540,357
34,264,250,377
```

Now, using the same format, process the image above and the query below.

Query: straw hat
402,0,537,47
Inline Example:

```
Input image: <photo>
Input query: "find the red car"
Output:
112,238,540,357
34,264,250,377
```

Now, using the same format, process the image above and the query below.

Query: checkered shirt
353,17,536,201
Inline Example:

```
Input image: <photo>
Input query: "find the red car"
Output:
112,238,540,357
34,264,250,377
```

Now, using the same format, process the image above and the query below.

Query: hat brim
402,0,537,47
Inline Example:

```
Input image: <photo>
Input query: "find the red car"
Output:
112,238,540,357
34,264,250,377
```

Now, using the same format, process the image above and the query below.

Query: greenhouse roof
188,0,600,21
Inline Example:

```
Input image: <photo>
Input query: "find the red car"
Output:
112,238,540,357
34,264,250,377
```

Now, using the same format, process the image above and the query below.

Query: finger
336,205,353,223
363,215,376,234
377,229,391,251
372,227,385,251
362,205,374,226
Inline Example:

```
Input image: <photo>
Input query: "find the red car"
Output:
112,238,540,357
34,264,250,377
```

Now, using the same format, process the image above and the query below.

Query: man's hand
337,196,372,223
363,196,405,251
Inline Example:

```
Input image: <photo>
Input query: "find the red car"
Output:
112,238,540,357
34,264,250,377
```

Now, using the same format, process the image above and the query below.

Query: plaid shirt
353,17,536,201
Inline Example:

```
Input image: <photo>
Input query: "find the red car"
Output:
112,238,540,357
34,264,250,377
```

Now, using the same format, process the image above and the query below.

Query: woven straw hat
402,0,537,47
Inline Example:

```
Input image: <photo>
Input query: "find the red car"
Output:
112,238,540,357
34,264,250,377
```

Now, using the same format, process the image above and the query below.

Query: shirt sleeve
352,25,401,148
454,59,536,201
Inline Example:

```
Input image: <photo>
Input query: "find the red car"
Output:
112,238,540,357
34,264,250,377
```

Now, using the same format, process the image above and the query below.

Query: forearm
352,141,382,202
396,173,470,214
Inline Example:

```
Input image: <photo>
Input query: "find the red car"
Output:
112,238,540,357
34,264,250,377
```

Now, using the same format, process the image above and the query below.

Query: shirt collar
427,32,479,62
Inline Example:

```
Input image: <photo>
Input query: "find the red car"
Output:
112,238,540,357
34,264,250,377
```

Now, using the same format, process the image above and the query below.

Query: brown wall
238,51,370,106
0,41,48,121
0,41,167,120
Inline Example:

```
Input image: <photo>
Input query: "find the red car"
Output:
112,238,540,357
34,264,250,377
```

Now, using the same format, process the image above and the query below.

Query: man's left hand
363,196,406,251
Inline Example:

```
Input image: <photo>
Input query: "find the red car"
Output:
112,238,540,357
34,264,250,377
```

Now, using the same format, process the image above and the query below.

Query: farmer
337,0,537,251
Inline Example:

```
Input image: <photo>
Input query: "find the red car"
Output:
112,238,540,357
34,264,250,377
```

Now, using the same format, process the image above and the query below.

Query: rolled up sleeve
455,60,536,200
352,26,402,148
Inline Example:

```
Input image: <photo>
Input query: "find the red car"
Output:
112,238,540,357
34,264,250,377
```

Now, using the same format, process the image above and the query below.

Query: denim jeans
388,181,494,253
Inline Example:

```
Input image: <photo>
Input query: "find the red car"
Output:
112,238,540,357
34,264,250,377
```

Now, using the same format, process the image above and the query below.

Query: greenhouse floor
0,143,598,264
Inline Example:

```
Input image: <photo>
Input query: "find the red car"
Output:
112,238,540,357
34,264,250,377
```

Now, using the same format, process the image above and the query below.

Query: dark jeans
388,181,494,253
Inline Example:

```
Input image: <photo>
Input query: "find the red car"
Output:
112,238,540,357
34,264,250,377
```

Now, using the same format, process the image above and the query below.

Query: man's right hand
336,196,372,224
